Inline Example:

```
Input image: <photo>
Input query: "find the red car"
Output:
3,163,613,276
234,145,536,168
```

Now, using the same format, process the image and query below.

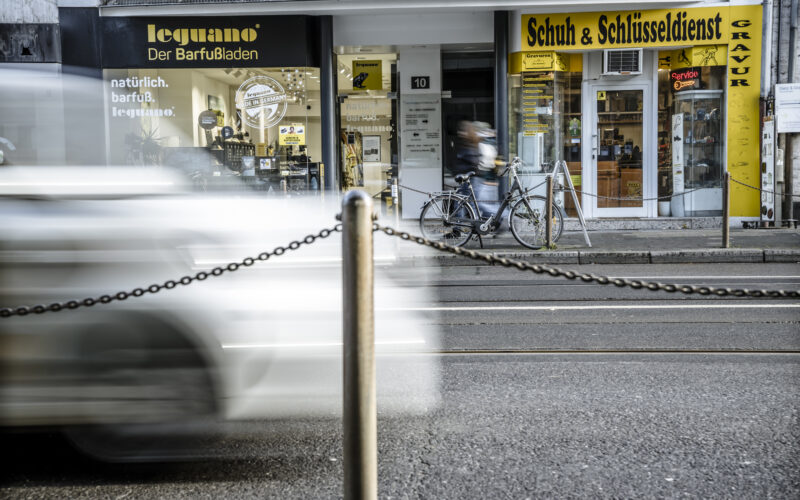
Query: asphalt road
2,262,799,499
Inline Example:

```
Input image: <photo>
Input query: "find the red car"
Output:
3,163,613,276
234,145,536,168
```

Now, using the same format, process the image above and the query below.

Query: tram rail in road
388,262,800,358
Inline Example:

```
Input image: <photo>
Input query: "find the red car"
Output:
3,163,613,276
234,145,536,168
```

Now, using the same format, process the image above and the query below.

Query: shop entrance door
589,85,650,217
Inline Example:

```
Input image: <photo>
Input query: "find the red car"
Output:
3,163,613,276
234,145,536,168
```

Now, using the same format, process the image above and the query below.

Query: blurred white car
0,68,439,461
0,166,440,461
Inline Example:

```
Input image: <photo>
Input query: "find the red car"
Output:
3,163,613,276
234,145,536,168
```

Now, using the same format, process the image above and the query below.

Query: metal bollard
722,171,730,248
341,190,377,500
545,175,553,248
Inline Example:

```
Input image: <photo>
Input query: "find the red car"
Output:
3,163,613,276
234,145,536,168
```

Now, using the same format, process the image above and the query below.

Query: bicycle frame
445,159,535,235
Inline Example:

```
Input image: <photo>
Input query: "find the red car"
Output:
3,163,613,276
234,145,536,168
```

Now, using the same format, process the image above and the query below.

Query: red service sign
671,67,701,92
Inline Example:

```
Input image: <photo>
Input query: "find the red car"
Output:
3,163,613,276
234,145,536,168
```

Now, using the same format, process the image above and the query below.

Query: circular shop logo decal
235,76,287,129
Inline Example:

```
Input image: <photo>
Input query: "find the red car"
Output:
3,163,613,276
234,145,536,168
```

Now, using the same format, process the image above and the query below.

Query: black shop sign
101,16,315,68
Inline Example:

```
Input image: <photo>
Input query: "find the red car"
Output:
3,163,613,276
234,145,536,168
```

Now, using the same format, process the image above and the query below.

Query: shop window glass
657,64,726,216
508,66,582,216
335,52,398,214
103,67,321,194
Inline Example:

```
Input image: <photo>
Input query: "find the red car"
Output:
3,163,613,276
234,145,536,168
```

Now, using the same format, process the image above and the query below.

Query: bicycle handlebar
496,157,522,177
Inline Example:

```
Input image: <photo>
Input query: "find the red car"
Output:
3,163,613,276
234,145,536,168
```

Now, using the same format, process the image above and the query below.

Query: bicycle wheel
419,194,476,247
509,195,563,249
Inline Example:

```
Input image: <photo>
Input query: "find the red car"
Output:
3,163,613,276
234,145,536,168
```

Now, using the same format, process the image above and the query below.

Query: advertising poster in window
362,135,381,162
279,123,305,145
352,60,382,90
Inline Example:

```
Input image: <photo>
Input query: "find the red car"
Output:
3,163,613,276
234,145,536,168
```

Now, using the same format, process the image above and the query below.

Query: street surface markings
385,304,800,312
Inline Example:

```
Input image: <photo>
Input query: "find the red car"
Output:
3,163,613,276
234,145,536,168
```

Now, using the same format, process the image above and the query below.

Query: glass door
336,51,398,202
591,86,647,217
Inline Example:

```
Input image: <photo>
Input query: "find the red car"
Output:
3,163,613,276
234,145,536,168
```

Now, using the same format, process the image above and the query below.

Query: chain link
406,172,800,202
572,186,707,202
402,182,706,203
4,218,797,319
730,176,800,199
372,223,800,299
398,183,432,196
0,224,343,319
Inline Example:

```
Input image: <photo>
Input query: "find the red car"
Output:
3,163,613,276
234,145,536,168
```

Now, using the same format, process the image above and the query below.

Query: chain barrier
401,182,706,203
0,224,343,319
400,180,549,204
402,171,800,203
572,186,707,202
3,219,798,319
398,184,431,196
730,176,800,199
372,223,800,299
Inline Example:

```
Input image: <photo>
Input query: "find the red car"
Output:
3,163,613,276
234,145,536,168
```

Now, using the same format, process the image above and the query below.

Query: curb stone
399,250,581,266
398,248,791,265
764,249,800,263
650,248,764,263
578,251,650,265
493,251,579,264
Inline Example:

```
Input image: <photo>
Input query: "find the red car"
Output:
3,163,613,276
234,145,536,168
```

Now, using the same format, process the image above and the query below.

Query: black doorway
441,50,495,186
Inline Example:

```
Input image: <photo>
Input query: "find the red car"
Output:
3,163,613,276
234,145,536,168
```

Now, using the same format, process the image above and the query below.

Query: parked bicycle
419,157,564,249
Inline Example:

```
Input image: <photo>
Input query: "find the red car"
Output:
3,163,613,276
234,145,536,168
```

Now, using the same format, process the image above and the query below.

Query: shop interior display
199,128,320,194
106,66,321,195
340,131,364,190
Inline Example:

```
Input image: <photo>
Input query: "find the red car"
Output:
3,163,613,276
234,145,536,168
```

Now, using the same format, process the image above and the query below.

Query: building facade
1,0,798,224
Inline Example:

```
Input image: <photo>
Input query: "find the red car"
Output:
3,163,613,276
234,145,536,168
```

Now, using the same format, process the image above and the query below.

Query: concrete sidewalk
392,225,800,265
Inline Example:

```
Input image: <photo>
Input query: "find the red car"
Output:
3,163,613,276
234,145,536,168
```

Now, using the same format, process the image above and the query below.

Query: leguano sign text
101,16,310,68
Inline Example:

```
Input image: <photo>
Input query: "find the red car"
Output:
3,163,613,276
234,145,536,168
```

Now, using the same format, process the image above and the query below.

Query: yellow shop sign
509,52,582,74
522,7,745,50
659,45,729,69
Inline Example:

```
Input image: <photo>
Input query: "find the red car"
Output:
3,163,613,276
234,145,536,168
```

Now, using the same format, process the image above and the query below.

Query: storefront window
103,66,321,193
657,62,727,216
335,52,398,212
508,57,581,215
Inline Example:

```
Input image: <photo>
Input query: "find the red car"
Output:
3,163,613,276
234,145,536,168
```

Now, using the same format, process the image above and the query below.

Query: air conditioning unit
602,49,643,75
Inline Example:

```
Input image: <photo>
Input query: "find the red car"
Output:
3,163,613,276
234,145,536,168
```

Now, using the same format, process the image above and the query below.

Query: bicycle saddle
454,172,476,184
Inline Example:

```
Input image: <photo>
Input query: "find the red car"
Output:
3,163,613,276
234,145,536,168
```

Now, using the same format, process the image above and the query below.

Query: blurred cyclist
471,122,503,221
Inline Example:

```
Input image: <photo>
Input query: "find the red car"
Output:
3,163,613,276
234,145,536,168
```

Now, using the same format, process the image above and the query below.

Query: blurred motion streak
0,69,440,462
